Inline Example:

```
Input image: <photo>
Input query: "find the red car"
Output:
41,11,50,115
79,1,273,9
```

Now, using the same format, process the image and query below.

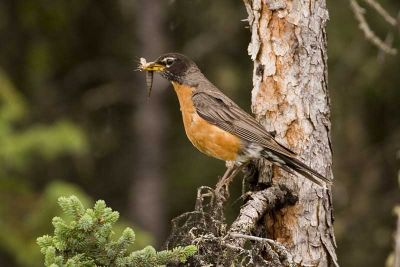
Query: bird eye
164,58,175,67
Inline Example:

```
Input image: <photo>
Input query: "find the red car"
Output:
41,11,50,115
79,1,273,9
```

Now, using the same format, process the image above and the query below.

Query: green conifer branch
37,196,196,266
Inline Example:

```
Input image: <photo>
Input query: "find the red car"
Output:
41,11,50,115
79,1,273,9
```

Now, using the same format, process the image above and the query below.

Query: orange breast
172,82,241,161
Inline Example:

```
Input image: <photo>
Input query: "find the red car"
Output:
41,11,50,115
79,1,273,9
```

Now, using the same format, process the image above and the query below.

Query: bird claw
215,179,231,202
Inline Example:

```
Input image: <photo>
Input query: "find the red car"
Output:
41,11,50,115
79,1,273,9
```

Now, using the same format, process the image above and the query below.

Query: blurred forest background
0,0,399,266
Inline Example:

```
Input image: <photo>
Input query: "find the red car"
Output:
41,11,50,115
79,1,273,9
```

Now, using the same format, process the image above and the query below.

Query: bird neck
171,82,196,114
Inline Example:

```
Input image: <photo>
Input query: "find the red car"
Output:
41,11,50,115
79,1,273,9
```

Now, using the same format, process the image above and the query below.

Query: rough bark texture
243,0,338,266
228,185,297,247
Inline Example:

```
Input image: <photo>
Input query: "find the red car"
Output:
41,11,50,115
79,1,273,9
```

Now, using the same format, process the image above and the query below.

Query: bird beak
140,61,166,72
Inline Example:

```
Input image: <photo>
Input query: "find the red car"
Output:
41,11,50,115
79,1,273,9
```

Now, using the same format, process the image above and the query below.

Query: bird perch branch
228,184,297,247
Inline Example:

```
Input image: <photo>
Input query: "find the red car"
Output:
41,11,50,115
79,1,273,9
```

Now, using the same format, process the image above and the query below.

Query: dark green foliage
37,196,196,267
0,69,89,266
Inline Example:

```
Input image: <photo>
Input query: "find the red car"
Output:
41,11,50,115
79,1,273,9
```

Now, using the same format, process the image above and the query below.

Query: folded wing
192,91,296,158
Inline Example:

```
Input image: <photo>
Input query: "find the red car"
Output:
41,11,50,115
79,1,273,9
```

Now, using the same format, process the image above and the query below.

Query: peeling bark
228,185,297,248
243,0,338,266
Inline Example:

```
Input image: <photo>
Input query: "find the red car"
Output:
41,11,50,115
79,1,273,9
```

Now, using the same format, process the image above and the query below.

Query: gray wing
192,91,297,158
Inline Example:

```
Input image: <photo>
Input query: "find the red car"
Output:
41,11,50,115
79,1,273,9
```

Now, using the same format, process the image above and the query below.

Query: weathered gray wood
242,0,338,266
229,185,296,247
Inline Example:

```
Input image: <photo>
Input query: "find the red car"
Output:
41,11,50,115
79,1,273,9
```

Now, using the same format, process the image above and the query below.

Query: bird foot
215,163,245,203
215,177,232,203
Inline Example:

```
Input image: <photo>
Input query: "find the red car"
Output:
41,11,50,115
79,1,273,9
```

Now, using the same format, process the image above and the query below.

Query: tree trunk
128,0,169,243
243,0,338,266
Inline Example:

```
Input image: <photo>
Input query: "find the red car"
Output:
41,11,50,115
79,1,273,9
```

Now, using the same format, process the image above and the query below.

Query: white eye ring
163,57,175,67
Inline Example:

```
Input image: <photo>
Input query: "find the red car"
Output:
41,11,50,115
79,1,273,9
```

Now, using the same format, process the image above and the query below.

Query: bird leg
215,162,244,200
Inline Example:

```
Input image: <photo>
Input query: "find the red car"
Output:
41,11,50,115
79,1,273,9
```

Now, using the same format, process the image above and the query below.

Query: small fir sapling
37,196,196,267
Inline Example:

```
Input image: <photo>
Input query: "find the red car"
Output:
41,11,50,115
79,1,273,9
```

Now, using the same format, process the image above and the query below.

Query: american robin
139,53,332,188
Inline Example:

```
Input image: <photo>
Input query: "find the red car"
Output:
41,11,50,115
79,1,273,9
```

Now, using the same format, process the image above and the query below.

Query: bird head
140,53,197,84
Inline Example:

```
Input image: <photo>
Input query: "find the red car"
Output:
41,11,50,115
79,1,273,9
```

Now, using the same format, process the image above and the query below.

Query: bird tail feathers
261,150,332,187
